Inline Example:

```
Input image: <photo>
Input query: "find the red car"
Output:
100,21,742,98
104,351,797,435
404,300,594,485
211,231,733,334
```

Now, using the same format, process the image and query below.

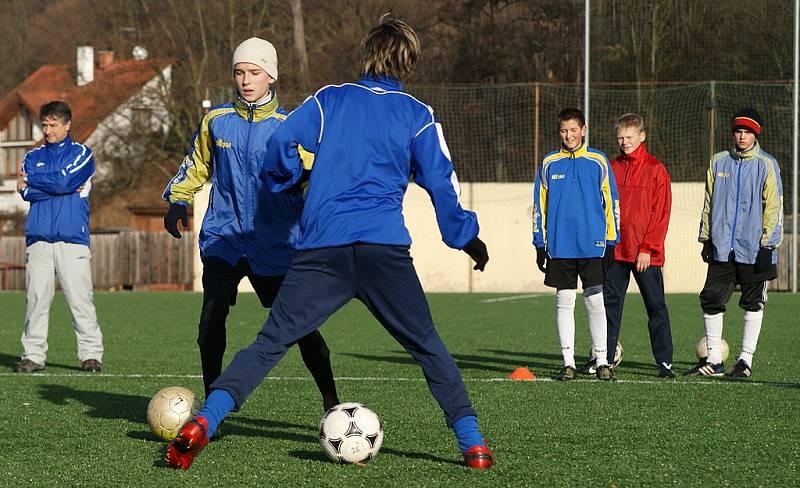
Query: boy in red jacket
581,113,674,378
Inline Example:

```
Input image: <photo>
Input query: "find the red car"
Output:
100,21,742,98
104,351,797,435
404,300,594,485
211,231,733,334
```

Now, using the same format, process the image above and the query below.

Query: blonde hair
360,14,420,81
615,113,645,133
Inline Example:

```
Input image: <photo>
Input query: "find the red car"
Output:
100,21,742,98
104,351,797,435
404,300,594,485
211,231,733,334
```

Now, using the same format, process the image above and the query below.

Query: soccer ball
146,386,201,441
319,402,383,464
590,341,623,367
696,337,730,362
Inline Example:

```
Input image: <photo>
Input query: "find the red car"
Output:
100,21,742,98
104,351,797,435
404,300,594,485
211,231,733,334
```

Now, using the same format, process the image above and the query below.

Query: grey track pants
21,241,103,364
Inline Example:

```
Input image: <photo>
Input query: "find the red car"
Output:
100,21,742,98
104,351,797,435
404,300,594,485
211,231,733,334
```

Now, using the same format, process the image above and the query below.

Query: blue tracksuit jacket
163,94,304,275
260,76,478,250
20,135,94,247
532,142,619,258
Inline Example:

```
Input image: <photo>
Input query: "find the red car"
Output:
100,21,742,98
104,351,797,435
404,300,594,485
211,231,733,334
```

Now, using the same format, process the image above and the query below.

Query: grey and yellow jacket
699,141,783,264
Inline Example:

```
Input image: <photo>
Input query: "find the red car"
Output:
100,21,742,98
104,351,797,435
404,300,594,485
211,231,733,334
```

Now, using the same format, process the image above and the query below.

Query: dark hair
558,108,585,128
39,100,72,123
360,14,420,81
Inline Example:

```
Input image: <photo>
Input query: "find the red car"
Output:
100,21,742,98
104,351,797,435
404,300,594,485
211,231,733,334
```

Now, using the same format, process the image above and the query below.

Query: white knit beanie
232,37,278,80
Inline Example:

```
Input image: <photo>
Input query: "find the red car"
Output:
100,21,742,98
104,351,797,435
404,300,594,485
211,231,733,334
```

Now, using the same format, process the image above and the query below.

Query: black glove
164,203,189,239
463,237,489,271
535,247,547,273
755,247,772,274
701,240,713,263
603,245,616,269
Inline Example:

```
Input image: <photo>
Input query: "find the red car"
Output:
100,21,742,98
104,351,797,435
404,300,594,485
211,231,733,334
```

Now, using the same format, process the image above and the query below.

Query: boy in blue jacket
165,16,494,470
532,108,619,381
14,101,104,373
162,38,339,408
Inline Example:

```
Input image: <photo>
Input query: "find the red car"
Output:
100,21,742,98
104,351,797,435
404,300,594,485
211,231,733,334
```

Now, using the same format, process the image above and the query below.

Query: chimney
97,49,114,70
77,46,94,86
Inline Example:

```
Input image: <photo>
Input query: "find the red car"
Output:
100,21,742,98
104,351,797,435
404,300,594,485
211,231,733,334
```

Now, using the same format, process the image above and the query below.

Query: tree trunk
291,0,310,93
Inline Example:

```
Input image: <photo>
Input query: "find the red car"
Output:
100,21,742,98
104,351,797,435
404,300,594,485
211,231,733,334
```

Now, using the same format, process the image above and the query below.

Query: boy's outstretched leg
354,245,494,468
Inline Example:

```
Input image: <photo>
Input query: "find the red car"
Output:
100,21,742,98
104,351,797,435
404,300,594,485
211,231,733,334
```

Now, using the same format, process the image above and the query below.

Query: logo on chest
551,174,566,180
717,171,730,178
216,139,232,149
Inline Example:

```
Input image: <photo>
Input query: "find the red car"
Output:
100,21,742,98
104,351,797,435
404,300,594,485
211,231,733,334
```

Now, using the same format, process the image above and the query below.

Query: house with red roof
0,47,171,226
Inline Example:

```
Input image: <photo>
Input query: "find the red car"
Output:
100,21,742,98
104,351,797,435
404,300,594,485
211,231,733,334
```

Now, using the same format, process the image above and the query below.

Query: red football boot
165,416,210,470
463,444,495,469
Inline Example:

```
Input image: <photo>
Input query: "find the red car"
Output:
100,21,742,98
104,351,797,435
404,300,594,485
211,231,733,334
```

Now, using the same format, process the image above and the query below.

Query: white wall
86,66,172,183
192,182,707,294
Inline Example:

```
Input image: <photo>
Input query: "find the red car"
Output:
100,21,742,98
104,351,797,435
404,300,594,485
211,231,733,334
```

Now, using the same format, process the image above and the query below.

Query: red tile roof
0,58,171,143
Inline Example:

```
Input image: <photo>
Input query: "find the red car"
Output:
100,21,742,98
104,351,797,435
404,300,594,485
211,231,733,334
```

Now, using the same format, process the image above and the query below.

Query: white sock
556,289,577,368
704,312,724,364
740,310,763,368
584,292,609,367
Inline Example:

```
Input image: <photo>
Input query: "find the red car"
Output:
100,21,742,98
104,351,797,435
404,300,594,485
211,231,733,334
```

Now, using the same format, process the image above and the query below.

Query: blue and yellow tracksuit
699,141,783,264
162,94,305,275
21,136,94,247
532,142,619,258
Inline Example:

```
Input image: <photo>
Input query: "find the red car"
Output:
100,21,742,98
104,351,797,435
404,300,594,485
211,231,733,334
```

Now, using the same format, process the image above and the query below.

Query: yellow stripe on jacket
167,107,236,204
761,157,783,247
699,155,720,242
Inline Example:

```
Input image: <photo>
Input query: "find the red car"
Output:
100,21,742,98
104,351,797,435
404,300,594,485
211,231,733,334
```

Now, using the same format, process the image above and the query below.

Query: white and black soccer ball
146,386,200,441
590,341,623,368
319,402,383,464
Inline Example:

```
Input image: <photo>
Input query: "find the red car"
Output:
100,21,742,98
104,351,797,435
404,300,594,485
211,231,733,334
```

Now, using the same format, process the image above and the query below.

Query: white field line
478,294,544,303
0,372,792,387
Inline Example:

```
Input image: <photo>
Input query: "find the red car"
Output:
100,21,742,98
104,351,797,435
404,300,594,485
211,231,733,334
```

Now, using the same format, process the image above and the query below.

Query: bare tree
291,0,310,93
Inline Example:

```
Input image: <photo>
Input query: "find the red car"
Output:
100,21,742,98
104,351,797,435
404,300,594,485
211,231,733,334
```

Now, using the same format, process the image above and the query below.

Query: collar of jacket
619,142,648,163
234,91,280,122
45,134,72,151
358,75,403,91
559,140,588,158
730,140,761,160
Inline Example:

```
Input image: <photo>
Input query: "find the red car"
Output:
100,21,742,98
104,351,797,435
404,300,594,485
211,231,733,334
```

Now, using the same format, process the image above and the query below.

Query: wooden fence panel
0,231,796,291
0,231,195,291
0,236,26,290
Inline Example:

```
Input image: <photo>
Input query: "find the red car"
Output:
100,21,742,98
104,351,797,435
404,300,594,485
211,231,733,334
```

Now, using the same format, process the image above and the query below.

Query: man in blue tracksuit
165,17,494,470
162,37,339,408
14,101,104,373
686,108,783,378
532,108,619,382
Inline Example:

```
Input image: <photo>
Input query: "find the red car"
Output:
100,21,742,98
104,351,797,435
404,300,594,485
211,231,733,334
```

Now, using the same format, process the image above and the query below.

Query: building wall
192,182,709,294
86,66,173,183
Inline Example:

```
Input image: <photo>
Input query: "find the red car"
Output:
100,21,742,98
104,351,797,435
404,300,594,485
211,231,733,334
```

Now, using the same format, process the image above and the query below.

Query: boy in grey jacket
686,108,783,378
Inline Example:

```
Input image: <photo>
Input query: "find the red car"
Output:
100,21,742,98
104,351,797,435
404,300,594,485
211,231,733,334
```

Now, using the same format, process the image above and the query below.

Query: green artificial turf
0,291,797,487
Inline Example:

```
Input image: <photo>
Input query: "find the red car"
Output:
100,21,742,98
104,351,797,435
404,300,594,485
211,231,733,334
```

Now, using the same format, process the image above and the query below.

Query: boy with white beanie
162,37,339,408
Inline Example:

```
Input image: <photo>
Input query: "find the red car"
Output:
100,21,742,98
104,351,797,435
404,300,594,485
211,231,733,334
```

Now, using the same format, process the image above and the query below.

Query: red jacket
610,143,672,266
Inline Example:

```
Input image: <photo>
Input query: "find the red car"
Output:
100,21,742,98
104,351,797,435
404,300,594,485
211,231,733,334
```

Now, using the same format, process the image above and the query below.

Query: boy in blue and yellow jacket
162,37,339,408
166,17,495,471
532,108,619,381
687,108,783,378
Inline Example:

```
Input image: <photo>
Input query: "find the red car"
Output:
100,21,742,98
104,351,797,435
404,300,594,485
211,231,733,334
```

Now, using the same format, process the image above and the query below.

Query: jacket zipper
729,157,743,253
244,103,255,254
623,158,630,185
570,149,576,181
